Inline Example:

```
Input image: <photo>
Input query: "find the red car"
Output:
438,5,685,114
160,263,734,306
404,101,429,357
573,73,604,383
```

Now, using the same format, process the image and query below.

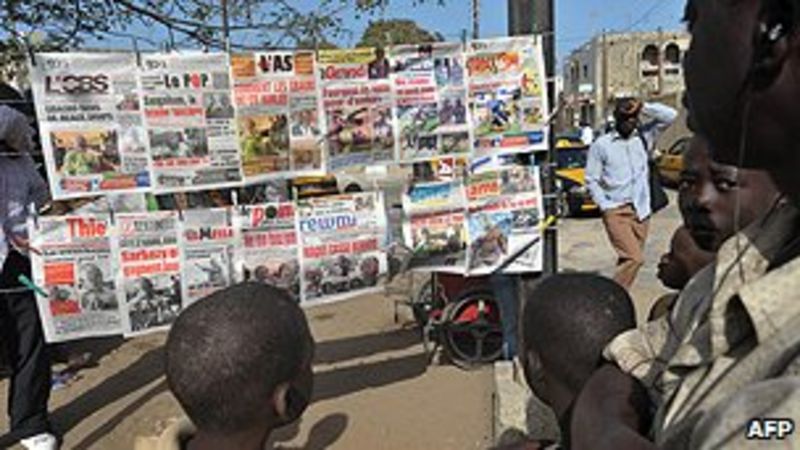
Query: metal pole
472,0,480,39
509,0,557,273
221,0,231,51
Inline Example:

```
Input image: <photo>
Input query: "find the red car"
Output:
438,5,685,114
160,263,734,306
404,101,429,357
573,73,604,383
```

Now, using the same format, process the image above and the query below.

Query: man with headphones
570,1,800,449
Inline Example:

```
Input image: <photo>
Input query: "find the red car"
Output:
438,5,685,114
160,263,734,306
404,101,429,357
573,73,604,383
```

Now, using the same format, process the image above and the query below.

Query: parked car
555,136,599,217
655,137,691,187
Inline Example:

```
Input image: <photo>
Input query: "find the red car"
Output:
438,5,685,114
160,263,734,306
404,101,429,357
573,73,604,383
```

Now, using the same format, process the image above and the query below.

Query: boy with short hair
137,282,315,450
518,273,640,449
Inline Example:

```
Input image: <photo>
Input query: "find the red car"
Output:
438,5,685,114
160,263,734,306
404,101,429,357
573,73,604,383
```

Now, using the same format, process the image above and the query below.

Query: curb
492,360,560,446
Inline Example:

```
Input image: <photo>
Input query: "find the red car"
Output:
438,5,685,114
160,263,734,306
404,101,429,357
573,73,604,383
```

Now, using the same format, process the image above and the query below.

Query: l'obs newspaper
466,36,549,157
318,48,394,171
297,192,388,304
29,215,123,343
402,180,468,273
231,51,324,182
116,211,183,336
235,202,300,301
30,53,152,199
180,208,236,306
139,52,244,192
465,165,544,274
390,43,471,162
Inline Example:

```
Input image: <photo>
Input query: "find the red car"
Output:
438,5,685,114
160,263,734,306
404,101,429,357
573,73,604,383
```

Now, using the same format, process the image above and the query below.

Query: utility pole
221,0,231,51
472,0,480,39
508,0,557,274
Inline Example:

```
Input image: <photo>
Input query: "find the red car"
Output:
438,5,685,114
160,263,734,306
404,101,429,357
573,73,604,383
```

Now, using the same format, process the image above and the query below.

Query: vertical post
472,0,480,39
511,0,557,274
221,0,231,51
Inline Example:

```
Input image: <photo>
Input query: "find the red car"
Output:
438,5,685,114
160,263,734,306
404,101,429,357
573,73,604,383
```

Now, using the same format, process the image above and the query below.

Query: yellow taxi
655,137,691,187
555,136,599,216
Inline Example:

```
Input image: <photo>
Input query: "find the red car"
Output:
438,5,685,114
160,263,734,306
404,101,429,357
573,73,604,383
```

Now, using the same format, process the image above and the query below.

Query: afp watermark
746,418,795,441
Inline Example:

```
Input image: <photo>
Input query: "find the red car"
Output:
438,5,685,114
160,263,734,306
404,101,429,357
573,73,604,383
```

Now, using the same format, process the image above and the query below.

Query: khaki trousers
602,204,650,290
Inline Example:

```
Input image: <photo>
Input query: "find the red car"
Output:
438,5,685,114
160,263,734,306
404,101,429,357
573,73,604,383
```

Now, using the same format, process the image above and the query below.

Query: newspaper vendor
0,102,58,450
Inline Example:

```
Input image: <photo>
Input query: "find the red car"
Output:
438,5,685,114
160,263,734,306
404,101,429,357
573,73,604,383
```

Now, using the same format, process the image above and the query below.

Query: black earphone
748,0,795,91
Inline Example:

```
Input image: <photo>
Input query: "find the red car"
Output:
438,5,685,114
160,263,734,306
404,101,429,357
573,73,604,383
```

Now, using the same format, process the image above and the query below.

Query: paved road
0,279,493,450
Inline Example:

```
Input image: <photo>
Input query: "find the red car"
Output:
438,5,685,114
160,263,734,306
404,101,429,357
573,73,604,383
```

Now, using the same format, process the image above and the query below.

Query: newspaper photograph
409,155,469,184
140,52,244,192
180,208,236,306
29,215,123,343
115,211,183,336
465,165,543,275
30,52,152,199
390,43,471,162
231,51,324,183
234,202,300,300
318,48,394,171
402,180,468,273
466,36,549,157
297,192,388,305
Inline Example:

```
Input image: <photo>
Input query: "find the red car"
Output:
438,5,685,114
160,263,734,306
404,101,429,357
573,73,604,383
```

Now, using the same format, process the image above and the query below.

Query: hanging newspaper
29,215,123,342
30,53,152,199
318,48,394,171
231,51,324,183
402,180,468,273
465,165,544,275
180,208,237,306
139,52,243,192
466,36,549,157
390,43,471,162
297,192,388,305
235,202,300,301
116,211,183,336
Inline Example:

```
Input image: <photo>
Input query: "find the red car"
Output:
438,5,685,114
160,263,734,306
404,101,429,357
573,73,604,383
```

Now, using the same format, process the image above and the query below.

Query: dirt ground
0,276,494,450
0,192,681,450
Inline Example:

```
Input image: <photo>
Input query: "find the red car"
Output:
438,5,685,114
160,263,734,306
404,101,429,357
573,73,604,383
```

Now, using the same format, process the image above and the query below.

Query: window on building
642,44,659,66
665,43,681,64
582,64,588,79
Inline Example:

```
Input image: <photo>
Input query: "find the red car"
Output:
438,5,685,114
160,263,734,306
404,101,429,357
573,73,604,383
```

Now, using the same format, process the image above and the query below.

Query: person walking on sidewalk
585,98,677,290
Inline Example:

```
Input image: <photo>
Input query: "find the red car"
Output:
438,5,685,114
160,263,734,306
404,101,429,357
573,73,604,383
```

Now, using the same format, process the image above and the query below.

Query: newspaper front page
231,51,324,183
297,192,388,305
180,208,236,306
234,202,300,301
402,180,468,273
115,211,183,336
318,48,394,171
29,215,123,342
139,52,244,192
466,36,549,157
465,165,544,274
390,43,471,162
30,53,152,199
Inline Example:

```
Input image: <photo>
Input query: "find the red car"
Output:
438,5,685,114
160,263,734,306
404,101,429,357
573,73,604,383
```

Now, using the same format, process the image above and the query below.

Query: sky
73,0,688,69
323,0,688,63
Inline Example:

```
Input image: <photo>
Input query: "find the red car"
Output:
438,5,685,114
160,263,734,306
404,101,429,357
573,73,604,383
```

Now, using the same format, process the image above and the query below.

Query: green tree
357,19,443,48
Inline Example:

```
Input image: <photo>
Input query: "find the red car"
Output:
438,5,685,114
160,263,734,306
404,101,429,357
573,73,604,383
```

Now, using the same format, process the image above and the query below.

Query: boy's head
683,0,800,173
166,282,314,443
678,134,779,251
520,274,635,421
657,226,715,291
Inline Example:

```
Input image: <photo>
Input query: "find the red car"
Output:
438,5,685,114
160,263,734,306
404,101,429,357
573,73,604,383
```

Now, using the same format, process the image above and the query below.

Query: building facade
561,30,690,130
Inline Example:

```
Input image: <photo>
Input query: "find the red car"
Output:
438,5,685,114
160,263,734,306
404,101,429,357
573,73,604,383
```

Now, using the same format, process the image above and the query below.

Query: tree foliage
357,19,443,48
0,0,447,81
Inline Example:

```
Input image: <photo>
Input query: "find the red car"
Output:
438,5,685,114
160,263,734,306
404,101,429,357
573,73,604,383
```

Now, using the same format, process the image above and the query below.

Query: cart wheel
412,278,447,328
443,289,504,370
